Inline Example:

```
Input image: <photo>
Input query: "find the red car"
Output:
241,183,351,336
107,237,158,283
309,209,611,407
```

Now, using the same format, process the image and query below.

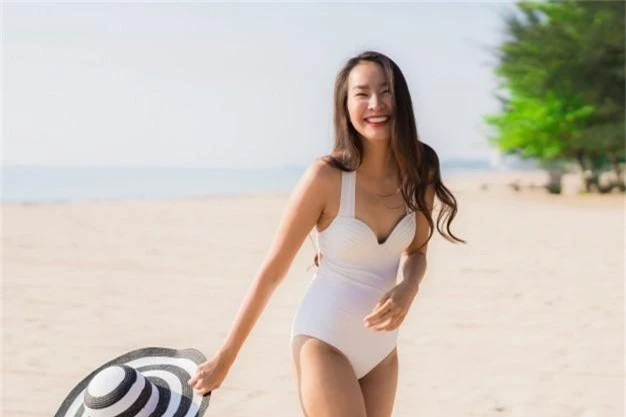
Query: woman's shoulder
303,156,344,188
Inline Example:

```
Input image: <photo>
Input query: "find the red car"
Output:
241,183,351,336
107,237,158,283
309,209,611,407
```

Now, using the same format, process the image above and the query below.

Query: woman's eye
355,90,389,97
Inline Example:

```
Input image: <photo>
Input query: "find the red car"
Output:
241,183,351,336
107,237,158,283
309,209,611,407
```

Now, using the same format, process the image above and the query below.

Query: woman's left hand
363,280,420,331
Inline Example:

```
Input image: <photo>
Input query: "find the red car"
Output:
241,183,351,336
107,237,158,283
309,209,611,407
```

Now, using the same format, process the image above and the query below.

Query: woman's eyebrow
351,83,389,91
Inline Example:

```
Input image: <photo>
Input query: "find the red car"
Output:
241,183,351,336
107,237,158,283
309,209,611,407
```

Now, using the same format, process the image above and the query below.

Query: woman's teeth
365,116,388,123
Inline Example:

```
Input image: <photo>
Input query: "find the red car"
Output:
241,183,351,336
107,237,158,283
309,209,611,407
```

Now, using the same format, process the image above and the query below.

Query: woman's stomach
315,272,392,315
290,271,399,345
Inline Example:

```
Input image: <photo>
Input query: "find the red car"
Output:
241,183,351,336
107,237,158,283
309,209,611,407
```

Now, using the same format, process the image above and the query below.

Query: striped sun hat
53,347,211,417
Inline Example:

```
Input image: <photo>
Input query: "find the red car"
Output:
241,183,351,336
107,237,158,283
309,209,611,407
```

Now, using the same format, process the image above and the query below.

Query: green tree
486,0,625,193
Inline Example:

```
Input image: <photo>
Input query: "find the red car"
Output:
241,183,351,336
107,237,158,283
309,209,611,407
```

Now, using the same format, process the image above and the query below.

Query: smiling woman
186,50,464,417
286,52,464,417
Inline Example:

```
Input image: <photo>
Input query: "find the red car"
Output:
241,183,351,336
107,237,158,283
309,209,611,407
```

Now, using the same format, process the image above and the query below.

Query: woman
187,50,463,416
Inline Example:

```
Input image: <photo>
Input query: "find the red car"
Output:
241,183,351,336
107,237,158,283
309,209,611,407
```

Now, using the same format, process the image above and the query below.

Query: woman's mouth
364,116,390,128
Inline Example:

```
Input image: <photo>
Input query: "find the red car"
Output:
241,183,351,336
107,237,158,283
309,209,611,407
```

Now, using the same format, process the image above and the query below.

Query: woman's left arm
400,180,435,287
399,251,427,291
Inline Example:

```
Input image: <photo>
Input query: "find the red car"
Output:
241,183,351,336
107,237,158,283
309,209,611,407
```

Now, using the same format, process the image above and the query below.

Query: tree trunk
575,151,593,192
611,155,625,192
546,169,563,194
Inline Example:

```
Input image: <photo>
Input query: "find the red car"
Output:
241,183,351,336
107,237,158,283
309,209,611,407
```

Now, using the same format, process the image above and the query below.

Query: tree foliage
485,0,625,192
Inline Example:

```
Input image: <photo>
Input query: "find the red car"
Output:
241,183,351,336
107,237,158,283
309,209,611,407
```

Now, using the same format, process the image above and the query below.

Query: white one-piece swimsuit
290,170,416,379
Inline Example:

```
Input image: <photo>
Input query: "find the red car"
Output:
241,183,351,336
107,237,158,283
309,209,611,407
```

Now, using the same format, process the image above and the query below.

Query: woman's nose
368,94,385,111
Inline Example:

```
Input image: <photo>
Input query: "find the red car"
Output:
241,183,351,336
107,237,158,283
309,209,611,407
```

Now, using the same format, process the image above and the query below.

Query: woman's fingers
387,312,408,330
188,367,221,396
364,284,414,331
371,310,406,331
365,311,390,327
188,365,204,386
372,314,397,330
187,374,198,386
365,308,392,326
372,296,392,313
188,366,211,393
363,299,393,324
185,354,229,397
193,377,213,395
365,299,403,327
373,293,391,310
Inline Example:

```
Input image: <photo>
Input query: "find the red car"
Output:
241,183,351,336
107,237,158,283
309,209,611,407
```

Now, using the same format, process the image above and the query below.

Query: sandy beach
3,171,624,417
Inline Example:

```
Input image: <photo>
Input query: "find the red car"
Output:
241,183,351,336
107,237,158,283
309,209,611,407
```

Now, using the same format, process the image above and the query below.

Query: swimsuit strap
338,170,356,218
342,170,411,216
313,170,355,265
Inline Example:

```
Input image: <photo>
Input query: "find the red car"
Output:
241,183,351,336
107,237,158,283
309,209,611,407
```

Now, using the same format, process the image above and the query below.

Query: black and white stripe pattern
83,365,161,417
54,347,210,417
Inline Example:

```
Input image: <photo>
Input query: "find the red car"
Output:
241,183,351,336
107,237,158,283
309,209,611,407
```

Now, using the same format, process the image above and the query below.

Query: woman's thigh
292,335,367,417
359,347,399,417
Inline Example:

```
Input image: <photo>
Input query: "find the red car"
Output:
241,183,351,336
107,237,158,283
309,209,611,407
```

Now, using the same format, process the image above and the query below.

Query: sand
2,171,624,417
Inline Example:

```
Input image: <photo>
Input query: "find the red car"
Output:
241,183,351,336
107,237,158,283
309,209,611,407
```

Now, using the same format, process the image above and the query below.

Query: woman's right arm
188,159,331,394
219,159,330,358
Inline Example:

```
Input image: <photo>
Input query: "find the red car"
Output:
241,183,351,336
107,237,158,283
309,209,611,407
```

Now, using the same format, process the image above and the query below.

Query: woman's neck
358,139,395,181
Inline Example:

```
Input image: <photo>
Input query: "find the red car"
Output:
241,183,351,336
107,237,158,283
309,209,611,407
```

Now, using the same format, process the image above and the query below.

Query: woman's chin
361,133,391,143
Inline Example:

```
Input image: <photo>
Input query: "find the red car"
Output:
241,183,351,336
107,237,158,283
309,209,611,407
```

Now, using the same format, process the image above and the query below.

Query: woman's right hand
187,350,234,396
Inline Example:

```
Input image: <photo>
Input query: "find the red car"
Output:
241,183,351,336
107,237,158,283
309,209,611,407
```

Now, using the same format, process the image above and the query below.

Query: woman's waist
316,262,396,290
298,271,394,316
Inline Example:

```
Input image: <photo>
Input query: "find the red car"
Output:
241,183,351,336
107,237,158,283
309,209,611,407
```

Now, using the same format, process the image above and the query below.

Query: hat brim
54,347,211,417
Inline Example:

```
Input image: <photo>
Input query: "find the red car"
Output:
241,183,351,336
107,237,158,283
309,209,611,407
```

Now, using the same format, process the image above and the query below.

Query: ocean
2,160,495,204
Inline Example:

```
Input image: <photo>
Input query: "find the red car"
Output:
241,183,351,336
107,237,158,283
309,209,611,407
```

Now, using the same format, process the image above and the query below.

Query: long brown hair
313,50,464,267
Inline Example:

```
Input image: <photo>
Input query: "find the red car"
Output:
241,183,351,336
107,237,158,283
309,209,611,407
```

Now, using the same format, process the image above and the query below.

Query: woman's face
346,61,394,143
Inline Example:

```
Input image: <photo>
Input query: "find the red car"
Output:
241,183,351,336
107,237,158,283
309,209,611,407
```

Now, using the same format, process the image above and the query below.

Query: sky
3,1,517,169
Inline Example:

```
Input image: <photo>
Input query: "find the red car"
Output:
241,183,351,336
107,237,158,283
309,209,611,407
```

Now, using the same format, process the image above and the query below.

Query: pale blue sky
3,1,515,169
